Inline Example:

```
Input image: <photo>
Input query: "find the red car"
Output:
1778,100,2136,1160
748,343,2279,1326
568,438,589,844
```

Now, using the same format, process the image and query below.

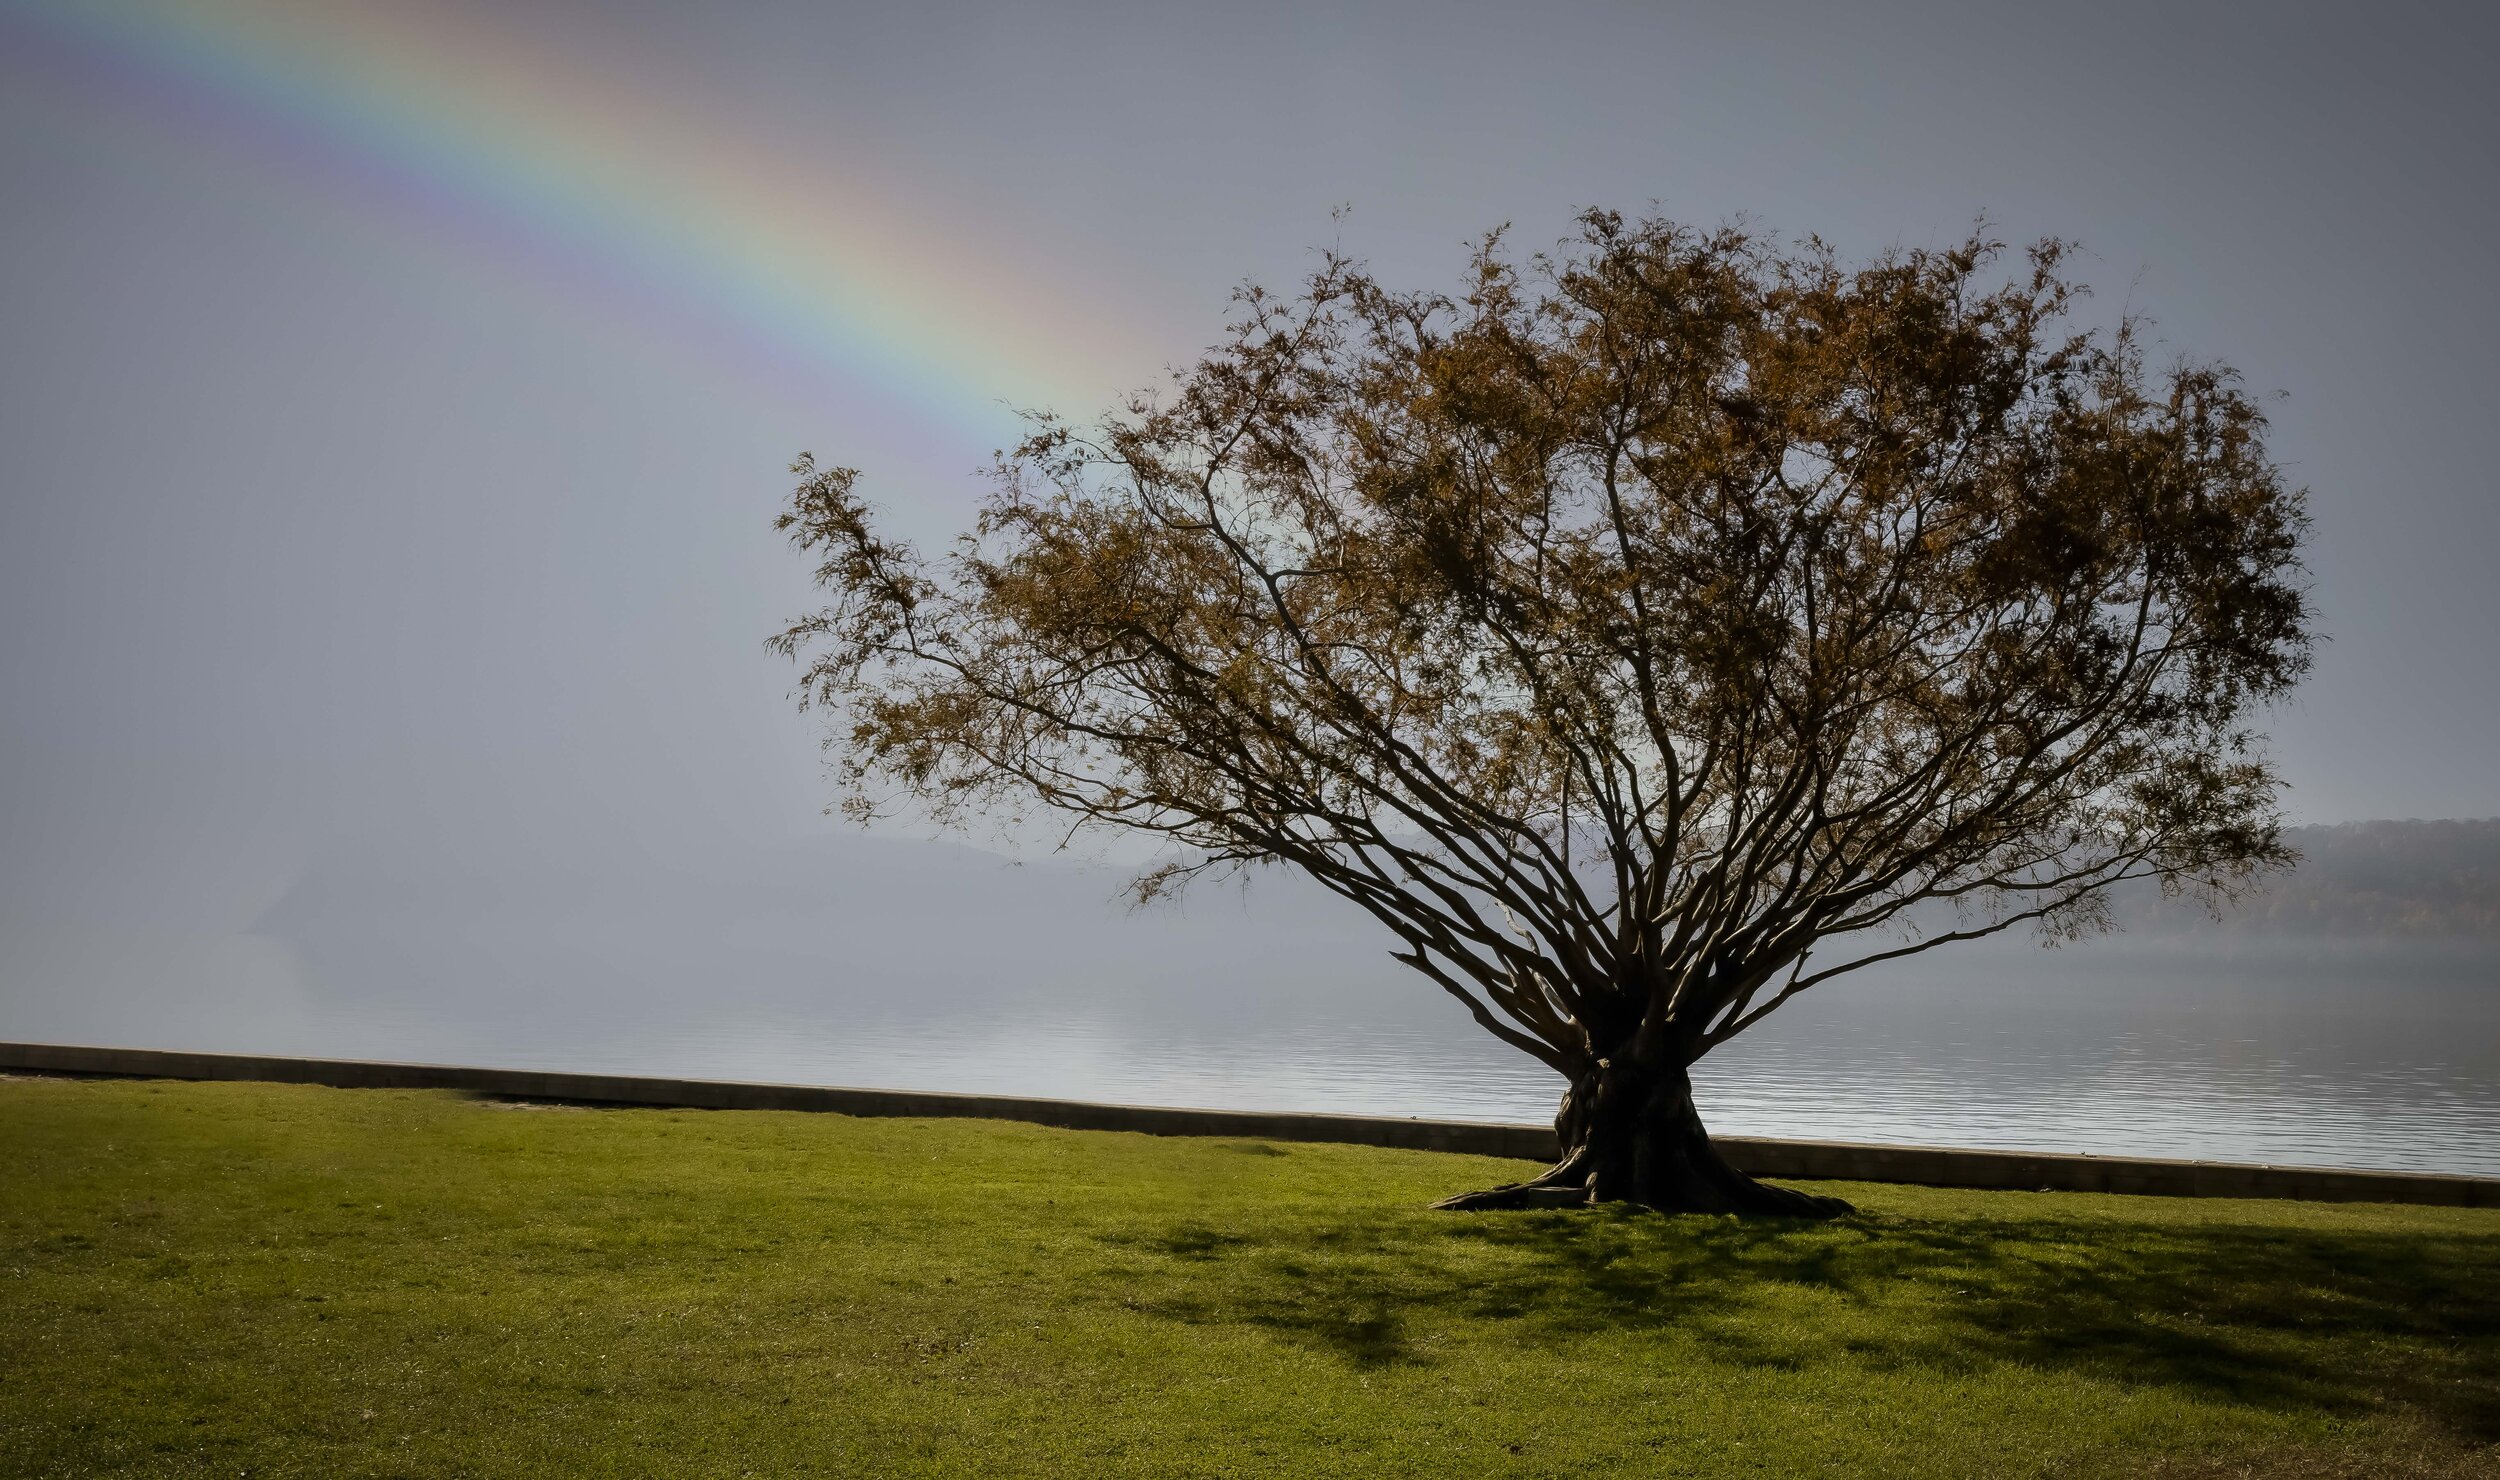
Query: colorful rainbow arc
0,0,1158,443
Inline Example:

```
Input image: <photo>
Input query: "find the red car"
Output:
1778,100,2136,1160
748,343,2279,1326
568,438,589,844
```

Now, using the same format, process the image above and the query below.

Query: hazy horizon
5,2,2498,1134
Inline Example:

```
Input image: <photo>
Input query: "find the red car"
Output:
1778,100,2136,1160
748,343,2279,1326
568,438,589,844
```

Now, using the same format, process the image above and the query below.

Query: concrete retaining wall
6,1040,2495,1208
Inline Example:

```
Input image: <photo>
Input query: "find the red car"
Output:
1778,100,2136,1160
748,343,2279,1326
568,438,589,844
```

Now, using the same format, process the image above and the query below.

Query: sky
1,0,2497,1052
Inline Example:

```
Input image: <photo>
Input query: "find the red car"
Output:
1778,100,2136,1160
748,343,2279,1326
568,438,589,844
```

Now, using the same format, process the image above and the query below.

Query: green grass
2,1076,2495,1478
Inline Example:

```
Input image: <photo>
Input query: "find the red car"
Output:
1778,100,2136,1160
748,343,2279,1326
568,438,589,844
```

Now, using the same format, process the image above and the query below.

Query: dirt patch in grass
2149,1413,2500,1478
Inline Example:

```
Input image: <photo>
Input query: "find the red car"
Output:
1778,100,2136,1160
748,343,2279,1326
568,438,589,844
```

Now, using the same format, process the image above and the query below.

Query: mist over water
6,2,2500,1196
6,818,2493,1178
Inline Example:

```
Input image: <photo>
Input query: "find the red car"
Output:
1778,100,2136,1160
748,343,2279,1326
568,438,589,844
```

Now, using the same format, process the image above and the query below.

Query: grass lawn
2,1076,2495,1478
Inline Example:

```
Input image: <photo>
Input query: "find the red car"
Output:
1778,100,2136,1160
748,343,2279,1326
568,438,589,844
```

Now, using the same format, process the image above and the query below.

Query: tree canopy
775,212,2313,1213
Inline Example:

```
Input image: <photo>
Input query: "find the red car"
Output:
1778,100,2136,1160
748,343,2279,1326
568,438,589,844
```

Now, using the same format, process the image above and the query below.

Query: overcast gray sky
2,0,2496,973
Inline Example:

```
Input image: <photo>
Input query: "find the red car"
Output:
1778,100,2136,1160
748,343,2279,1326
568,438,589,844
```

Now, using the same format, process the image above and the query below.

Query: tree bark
1436,1059,1852,1217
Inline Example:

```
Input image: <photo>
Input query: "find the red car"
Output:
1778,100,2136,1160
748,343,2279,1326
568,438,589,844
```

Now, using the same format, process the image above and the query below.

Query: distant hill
2123,819,2500,940
234,814,2500,973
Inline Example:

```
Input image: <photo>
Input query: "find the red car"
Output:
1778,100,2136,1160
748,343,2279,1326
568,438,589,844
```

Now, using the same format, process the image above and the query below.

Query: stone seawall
6,1040,2494,1208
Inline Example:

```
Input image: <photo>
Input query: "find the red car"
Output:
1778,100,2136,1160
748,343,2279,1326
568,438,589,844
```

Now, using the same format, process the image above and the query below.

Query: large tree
773,214,2312,1216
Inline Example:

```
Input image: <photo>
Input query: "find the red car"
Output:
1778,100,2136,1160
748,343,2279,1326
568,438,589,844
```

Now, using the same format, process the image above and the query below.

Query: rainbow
0,0,1160,443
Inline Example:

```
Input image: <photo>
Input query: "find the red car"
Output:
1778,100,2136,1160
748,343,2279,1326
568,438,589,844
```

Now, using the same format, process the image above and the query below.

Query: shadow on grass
1092,1197,2500,1441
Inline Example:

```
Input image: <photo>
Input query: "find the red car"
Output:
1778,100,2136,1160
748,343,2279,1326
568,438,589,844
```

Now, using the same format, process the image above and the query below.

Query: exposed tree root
1433,1178,1595,1211
1435,1162,1851,1217
1436,1067,1854,1218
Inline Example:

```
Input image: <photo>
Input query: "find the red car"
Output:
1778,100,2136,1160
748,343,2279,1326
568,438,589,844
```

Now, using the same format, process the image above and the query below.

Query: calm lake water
4,832,2495,1177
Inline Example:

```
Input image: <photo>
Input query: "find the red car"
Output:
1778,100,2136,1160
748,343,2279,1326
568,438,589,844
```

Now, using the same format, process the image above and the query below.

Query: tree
773,213,2312,1216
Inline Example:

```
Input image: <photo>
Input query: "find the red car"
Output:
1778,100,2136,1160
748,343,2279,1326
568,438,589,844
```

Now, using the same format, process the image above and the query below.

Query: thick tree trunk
1436,1059,1851,1217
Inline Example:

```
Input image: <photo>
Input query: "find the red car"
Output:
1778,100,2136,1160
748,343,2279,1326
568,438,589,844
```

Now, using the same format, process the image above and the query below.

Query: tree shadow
1088,1196,2500,1441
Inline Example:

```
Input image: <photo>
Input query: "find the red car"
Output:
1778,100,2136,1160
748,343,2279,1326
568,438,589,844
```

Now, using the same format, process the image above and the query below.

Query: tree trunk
1436,1058,1851,1217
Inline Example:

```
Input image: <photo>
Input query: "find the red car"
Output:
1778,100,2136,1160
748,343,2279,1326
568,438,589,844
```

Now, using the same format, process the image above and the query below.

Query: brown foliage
774,212,2313,1086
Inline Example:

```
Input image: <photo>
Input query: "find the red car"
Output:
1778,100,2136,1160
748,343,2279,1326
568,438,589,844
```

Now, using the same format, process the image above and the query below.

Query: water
3,831,2495,1177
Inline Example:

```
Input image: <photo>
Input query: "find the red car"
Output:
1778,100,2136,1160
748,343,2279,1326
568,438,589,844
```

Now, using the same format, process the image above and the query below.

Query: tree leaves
774,212,2314,1077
